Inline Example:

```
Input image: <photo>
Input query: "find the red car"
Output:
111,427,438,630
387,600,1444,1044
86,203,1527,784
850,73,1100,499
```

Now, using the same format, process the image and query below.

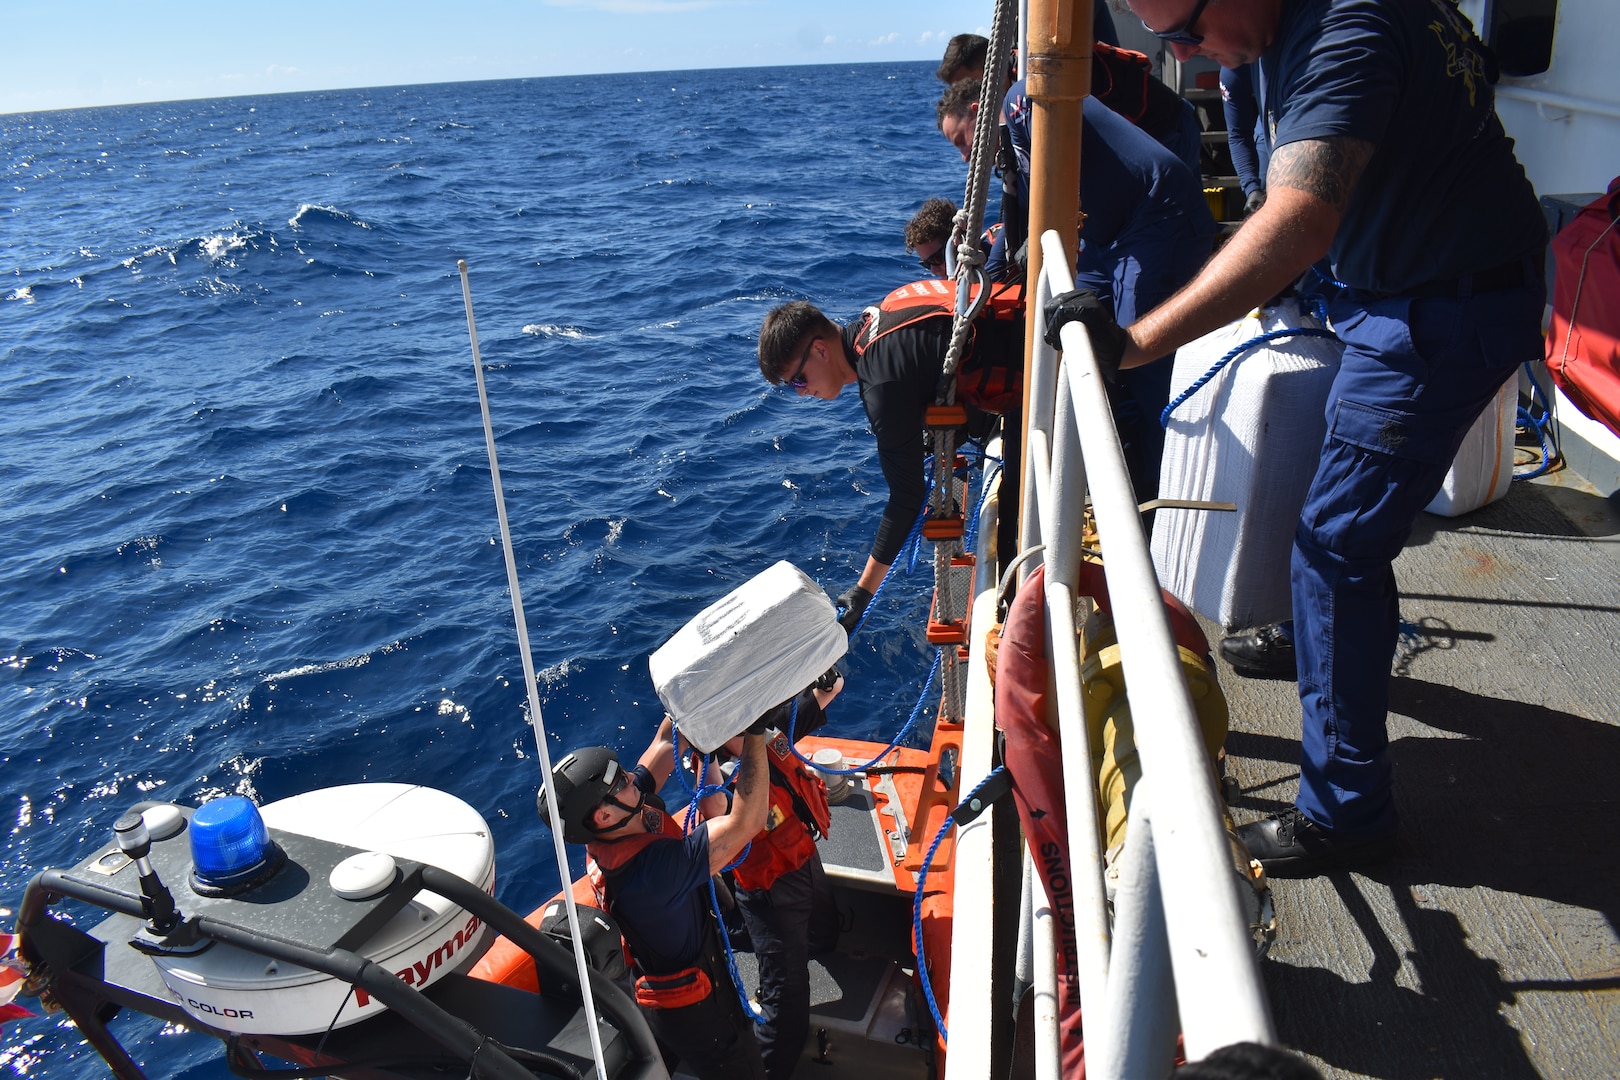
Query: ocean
0,64,977,1077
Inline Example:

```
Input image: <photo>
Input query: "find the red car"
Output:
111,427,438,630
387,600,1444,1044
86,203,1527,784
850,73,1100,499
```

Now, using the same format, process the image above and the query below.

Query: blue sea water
0,64,977,1077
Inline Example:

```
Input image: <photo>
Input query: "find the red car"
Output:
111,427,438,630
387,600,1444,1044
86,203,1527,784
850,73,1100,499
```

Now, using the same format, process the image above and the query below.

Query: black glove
1244,188,1266,216
834,585,873,633
1043,288,1127,384
813,666,842,691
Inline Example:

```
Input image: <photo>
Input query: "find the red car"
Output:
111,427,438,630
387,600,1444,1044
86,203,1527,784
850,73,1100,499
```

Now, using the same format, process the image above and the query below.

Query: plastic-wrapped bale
649,561,847,752
1151,300,1343,631
1424,376,1516,517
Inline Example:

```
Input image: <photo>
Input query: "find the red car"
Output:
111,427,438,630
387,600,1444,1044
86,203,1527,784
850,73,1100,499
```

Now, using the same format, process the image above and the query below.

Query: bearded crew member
541,715,773,1080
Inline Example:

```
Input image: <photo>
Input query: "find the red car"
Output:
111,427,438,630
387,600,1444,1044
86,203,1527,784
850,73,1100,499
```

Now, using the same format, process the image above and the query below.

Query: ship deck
1210,466,1620,1078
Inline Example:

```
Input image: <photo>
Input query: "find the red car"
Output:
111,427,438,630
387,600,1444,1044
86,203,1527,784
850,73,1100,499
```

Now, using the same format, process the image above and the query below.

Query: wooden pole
1019,0,1093,556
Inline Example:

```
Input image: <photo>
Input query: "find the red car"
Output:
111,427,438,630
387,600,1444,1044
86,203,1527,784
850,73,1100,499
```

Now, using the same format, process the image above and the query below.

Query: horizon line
1,57,944,120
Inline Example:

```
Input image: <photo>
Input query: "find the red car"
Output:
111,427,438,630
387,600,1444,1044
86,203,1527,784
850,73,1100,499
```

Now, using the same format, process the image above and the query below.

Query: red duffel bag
1547,178,1620,436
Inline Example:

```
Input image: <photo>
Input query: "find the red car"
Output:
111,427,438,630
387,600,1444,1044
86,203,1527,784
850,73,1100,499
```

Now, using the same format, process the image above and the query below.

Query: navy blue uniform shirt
1259,0,1544,292
997,84,1216,310
603,815,714,976
1221,64,1266,197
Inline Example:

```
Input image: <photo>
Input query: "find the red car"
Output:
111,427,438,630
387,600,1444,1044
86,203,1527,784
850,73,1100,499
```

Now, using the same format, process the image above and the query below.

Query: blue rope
1513,361,1560,480
666,738,766,1025
1308,264,1350,292
848,442,998,635
786,653,941,776
964,459,1001,554
848,504,928,636
1159,326,1340,428
706,872,766,1025
911,765,1009,1045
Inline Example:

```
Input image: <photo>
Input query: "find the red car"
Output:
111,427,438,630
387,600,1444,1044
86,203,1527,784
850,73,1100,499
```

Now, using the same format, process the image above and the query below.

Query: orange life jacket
585,806,685,895
731,733,832,892
852,278,1026,413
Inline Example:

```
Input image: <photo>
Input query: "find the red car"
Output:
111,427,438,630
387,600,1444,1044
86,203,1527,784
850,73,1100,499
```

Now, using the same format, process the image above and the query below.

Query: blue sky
2,0,999,114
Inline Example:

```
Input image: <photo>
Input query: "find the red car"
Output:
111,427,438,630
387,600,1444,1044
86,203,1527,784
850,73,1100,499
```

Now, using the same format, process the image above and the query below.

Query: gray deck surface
1211,469,1620,1078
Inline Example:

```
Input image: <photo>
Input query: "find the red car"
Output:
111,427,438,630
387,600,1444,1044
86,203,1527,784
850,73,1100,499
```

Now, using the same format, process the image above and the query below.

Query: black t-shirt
1259,0,1545,292
845,315,1023,565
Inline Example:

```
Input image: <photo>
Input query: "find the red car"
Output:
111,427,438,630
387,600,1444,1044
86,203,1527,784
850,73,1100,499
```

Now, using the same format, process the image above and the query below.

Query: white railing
1014,229,1275,1075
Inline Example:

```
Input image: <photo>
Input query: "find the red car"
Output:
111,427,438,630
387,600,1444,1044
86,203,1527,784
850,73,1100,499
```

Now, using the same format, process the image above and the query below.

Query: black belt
1403,257,1529,299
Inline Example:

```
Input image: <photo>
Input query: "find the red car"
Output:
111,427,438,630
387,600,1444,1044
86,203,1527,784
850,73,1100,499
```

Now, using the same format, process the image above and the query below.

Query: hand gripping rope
667,731,767,1025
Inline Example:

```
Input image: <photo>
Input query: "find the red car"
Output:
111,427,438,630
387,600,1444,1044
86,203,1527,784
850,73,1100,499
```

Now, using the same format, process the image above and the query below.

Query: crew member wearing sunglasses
1045,0,1546,878
904,196,1010,283
756,282,1024,633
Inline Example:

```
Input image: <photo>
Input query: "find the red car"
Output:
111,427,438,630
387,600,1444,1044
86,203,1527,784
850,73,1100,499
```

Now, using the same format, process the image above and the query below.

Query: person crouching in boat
540,716,773,1080
685,675,843,1080
757,283,1024,630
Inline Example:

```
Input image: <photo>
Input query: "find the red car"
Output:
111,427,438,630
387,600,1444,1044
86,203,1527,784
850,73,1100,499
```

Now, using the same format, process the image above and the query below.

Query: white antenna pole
457,259,609,1079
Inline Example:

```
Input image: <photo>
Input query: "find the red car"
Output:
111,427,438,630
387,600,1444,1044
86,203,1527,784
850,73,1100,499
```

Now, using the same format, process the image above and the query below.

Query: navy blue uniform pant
736,854,839,1080
644,963,766,1080
1291,273,1544,836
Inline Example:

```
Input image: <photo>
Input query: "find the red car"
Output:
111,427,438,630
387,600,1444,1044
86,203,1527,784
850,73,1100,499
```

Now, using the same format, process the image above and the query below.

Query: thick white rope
457,259,609,1080
928,0,1021,725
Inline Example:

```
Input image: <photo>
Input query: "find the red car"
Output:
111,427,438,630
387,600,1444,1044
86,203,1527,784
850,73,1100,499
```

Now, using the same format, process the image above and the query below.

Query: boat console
17,784,664,1079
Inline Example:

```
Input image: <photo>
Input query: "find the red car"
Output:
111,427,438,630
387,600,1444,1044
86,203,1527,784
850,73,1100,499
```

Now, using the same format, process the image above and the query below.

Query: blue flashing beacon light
189,796,275,887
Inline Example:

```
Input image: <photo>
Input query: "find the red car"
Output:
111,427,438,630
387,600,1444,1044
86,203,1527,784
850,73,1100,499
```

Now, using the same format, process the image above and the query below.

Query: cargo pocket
1328,399,1460,466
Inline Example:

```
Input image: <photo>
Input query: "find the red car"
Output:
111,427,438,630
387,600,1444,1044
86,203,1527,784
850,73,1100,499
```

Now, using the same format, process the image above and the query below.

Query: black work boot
1238,808,1395,877
1219,622,1297,679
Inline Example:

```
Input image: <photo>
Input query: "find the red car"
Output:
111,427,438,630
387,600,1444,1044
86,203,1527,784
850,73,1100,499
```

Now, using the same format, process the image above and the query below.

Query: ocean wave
261,651,374,684
118,227,263,273
198,231,249,260
522,323,595,339
0,647,100,675
287,202,374,230
1,67,961,1080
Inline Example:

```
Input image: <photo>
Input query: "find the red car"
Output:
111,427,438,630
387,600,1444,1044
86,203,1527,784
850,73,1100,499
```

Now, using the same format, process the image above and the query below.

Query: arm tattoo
1267,137,1375,213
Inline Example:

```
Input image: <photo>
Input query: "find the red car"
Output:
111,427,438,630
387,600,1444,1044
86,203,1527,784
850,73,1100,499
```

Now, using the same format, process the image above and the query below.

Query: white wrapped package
649,561,847,753
1424,377,1515,517
1152,300,1343,630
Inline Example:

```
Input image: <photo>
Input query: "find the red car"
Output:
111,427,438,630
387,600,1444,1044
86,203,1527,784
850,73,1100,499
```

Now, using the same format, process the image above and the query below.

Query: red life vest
585,806,686,889
732,733,832,892
852,278,1026,413
687,734,833,893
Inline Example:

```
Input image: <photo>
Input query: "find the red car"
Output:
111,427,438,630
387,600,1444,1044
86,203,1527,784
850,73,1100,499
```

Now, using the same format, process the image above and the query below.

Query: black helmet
539,899,629,981
537,746,623,844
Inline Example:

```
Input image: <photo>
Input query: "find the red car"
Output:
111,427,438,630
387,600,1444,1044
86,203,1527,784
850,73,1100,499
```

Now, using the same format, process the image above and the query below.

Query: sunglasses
1144,0,1212,46
785,336,816,388
598,768,641,816
918,248,947,273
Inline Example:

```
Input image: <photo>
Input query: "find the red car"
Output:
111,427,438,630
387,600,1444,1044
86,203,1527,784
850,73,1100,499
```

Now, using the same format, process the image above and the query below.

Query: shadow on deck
1210,475,1620,1079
